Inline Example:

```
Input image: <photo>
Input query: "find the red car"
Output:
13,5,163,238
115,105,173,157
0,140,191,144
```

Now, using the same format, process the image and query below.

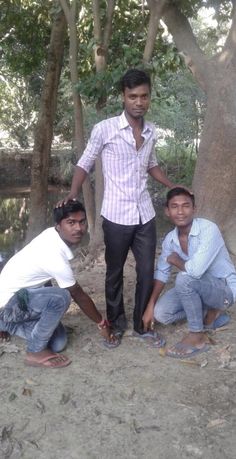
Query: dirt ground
1,249,236,459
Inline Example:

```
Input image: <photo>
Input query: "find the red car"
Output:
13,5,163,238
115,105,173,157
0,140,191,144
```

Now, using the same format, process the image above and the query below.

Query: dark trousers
102,217,156,334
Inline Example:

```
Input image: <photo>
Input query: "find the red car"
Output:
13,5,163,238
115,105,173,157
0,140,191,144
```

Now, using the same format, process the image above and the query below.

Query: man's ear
164,206,170,218
55,223,60,232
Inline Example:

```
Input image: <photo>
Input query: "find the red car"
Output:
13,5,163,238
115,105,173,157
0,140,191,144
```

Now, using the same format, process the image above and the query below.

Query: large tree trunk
160,1,236,255
26,9,66,242
193,63,236,254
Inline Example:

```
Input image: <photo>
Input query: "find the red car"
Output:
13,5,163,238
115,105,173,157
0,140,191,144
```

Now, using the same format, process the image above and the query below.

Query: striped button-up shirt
154,218,236,300
77,112,158,225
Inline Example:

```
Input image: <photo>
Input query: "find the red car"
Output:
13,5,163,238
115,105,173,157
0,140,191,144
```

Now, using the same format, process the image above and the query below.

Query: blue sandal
204,313,230,330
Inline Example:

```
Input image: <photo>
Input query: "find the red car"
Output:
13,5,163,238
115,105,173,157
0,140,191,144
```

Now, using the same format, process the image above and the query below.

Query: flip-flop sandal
151,334,166,348
166,342,210,359
204,313,230,330
132,330,157,339
25,353,72,368
132,331,166,347
103,336,121,349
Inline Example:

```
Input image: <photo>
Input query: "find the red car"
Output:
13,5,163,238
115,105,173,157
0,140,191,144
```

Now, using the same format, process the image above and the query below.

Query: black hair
53,200,86,224
120,68,151,92
166,187,195,207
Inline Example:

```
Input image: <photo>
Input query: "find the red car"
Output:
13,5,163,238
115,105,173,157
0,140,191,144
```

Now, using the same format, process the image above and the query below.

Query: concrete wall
0,149,74,189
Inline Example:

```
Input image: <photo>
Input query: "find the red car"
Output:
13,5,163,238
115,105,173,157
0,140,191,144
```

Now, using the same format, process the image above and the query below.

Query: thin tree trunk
26,9,66,242
60,0,95,236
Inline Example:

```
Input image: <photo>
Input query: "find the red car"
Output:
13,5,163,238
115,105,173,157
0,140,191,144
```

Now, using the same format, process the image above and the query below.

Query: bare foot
204,309,221,326
166,332,210,358
25,349,71,368
0,331,11,342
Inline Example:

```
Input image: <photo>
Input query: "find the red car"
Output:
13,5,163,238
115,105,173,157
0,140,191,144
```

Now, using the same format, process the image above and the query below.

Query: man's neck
124,110,144,130
177,220,194,238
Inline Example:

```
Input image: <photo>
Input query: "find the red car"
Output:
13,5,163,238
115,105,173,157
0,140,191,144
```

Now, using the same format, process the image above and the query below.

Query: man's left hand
167,252,185,271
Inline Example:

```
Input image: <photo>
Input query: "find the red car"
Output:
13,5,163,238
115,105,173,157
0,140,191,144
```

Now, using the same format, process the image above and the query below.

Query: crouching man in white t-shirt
0,200,118,368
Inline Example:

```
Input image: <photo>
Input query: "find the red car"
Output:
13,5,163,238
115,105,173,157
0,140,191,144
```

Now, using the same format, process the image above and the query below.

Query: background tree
26,5,67,241
145,0,236,254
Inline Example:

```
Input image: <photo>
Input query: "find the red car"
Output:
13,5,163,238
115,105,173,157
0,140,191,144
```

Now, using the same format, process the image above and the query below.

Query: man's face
165,194,195,228
122,84,151,120
56,211,87,245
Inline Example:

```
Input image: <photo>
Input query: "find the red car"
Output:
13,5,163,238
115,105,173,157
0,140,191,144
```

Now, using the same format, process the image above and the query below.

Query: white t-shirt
0,227,76,308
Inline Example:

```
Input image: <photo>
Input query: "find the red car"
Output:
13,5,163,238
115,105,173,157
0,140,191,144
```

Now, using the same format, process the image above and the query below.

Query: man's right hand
56,194,77,208
142,301,155,332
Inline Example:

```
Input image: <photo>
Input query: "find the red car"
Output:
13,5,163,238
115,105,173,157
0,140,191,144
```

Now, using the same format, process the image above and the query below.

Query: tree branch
162,2,210,91
103,0,115,46
222,0,236,57
143,0,167,63
92,0,102,42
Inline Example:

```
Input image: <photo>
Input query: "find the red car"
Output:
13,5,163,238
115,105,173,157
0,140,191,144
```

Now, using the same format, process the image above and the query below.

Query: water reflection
0,187,68,266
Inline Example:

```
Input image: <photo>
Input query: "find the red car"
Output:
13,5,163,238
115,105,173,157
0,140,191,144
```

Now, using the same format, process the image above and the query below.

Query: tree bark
60,0,96,237
143,0,167,63
89,0,115,253
26,8,66,242
161,1,236,254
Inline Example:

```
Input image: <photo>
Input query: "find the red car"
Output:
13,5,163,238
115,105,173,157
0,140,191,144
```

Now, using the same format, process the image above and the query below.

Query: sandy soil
1,250,236,459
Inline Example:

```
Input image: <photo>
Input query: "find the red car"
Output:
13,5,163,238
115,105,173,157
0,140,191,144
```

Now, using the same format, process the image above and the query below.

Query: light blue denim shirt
154,218,236,301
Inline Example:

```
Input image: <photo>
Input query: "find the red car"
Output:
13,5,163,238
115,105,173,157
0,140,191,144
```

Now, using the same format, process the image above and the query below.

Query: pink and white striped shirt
77,112,158,225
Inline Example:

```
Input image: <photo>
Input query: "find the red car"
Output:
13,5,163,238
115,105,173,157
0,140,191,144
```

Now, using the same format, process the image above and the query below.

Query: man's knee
52,288,71,312
154,303,172,325
50,333,67,352
175,272,194,291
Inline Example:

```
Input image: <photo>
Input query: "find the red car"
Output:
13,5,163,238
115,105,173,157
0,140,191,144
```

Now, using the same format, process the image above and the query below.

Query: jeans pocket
1,289,32,323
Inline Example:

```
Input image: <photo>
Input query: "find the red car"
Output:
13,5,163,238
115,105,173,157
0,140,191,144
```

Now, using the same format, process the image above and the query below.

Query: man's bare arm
148,165,174,188
67,283,117,342
57,166,88,207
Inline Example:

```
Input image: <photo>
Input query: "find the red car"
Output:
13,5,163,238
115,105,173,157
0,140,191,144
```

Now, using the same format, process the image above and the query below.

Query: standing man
0,200,116,368
60,69,174,346
143,187,236,358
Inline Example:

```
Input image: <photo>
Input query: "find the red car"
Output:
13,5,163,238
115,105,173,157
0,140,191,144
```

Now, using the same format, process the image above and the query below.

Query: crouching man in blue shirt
142,187,236,358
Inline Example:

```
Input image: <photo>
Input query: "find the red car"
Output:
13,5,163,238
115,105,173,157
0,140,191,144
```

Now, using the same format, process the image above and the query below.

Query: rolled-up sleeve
154,237,172,283
77,124,104,173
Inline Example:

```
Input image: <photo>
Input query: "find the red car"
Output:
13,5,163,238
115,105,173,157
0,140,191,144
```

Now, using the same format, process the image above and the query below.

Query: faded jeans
0,287,71,352
154,272,234,332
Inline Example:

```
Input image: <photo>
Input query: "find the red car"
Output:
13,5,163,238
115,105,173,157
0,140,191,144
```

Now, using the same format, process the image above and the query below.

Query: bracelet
97,319,110,330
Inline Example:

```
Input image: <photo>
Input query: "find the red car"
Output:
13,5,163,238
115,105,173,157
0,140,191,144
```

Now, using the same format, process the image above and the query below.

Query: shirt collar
171,218,200,244
118,111,151,134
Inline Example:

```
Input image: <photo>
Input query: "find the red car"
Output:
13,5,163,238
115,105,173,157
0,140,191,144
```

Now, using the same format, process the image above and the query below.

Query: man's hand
99,324,120,345
167,252,185,271
56,194,77,208
99,325,119,345
56,166,88,207
142,301,155,332
170,184,193,194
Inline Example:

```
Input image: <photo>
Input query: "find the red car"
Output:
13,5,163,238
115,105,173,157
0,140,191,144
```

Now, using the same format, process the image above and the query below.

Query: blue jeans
154,272,234,332
0,287,71,352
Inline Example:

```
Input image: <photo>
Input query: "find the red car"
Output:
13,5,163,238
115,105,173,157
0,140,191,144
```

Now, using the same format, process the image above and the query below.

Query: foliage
0,0,56,146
